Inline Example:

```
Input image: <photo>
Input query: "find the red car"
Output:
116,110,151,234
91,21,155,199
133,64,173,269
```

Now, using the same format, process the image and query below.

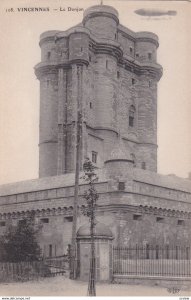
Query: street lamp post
70,65,82,279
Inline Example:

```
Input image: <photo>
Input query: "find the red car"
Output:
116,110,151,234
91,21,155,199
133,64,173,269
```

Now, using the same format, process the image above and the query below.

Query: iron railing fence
113,245,191,277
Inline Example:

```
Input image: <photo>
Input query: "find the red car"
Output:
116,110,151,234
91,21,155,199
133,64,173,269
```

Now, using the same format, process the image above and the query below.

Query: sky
0,0,190,184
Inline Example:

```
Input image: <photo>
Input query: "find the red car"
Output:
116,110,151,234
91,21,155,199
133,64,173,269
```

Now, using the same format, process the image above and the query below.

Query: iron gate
44,255,69,276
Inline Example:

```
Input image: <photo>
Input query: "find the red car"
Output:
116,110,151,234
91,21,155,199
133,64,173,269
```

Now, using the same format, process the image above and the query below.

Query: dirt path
0,276,190,297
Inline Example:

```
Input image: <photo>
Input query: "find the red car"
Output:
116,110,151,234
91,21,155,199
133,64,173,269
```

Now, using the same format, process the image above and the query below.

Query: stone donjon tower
35,5,162,178
1,4,191,258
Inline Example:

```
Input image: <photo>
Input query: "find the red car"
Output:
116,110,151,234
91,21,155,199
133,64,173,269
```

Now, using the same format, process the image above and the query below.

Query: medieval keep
0,5,191,259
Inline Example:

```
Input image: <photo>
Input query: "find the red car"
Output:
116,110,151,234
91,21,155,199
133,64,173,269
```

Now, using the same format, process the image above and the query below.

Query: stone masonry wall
0,169,191,253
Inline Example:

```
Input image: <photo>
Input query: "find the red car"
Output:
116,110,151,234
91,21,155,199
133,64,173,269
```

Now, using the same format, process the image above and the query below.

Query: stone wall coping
134,168,191,193
0,169,108,197
0,168,190,197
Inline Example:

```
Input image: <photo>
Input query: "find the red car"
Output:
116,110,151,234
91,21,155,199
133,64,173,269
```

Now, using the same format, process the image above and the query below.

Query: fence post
186,247,190,260
67,244,72,272
176,246,178,260
166,245,169,259
146,244,149,259
156,245,159,260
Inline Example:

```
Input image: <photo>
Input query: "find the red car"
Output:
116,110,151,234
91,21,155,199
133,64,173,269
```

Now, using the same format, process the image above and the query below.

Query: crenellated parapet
1,203,191,223
139,205,191,219
0,206,75,220
35,26,162,82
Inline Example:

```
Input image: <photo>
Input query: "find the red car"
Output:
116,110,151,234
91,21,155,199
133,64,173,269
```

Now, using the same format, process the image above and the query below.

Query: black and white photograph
0,0,191,298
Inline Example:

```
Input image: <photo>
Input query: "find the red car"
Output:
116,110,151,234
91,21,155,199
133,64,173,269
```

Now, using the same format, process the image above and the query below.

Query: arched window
129,105,136,127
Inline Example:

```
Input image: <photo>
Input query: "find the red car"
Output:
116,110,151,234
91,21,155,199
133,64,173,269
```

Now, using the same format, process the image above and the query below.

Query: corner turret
104,137,134,179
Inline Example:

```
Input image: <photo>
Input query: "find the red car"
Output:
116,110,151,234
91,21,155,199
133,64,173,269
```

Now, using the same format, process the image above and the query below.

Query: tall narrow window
106,60,108,69
148,52,152,60
49,244,52,257
92,151,97,163
130,47,133,54
47,51,51,60
132,78,135,85
141,162,146,170
129,105,135,127
43,245,46,257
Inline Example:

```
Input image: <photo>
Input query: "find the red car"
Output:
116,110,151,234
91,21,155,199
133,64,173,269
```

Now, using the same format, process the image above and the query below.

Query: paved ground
0,276,191,297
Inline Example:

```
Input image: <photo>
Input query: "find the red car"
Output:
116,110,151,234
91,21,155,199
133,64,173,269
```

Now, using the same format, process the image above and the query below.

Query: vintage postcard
0,0,191,298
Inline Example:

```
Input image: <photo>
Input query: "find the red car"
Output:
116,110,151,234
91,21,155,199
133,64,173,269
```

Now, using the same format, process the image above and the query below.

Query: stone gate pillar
76,222,113,282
